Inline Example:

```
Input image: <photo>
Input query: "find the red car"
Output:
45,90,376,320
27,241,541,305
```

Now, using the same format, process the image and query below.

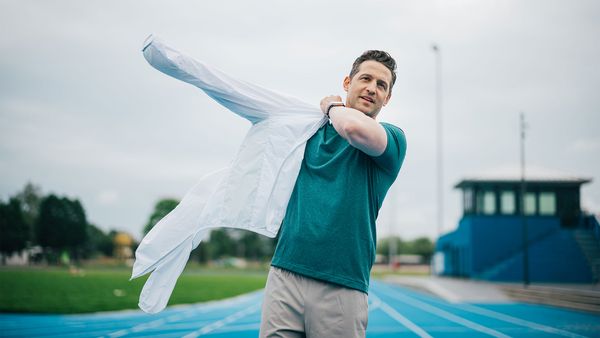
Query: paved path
1,281,599,337
382,276,514,303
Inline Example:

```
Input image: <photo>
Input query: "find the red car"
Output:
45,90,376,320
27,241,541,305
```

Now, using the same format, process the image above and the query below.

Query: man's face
343,60,393,118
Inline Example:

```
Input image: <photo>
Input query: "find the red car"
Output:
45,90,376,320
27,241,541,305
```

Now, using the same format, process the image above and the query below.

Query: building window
524,192,536,215
539,192,556,215
483,191,496,215
501,191,515,215
464,188,473,213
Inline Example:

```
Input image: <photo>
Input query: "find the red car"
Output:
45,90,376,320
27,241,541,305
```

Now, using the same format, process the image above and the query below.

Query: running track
1,281,599,337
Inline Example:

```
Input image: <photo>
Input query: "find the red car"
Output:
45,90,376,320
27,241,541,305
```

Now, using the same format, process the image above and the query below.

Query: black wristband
326,102,345,117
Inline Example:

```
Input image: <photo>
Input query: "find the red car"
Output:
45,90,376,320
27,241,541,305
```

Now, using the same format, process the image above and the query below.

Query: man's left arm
320,96,387,156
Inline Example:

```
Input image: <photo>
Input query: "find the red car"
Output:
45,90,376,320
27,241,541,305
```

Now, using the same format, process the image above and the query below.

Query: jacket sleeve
142,35,315,124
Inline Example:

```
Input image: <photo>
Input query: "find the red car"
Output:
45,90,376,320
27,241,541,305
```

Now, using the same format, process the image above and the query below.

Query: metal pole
432,44,444,237
388,191,397,269
520,112,529,287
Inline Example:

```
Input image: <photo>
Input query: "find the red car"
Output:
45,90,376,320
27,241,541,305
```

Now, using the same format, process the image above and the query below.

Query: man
260,51,407,338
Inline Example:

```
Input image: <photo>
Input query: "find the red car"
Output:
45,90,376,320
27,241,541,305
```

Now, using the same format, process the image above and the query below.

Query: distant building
113,232,134,260
2,246,42,266
433,174,599,283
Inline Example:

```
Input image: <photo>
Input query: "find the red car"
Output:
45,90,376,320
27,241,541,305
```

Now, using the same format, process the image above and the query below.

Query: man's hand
320,95,387,157
320,95,343,116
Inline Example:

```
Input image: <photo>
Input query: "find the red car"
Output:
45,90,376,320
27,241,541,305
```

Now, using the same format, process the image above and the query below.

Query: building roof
455,166,592,188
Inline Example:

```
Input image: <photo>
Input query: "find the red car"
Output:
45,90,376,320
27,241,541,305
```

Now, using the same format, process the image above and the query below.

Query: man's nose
366,82,376,94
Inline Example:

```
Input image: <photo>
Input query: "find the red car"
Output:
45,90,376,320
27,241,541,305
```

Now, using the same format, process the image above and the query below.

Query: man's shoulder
379,122,406,144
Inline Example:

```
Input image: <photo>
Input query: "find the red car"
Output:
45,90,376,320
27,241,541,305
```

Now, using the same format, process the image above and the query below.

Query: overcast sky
1,0,599,241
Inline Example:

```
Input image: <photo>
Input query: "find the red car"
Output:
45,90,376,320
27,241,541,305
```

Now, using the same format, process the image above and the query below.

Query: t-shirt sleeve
370,123,407,178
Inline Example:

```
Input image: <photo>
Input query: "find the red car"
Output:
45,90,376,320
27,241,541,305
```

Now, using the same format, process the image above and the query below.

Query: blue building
433,175,600,283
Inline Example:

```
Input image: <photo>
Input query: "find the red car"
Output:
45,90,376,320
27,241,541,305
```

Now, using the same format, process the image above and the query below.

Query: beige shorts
259,266,368,338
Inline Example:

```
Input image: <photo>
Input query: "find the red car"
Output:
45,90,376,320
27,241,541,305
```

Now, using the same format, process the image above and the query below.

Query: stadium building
433,173,600,283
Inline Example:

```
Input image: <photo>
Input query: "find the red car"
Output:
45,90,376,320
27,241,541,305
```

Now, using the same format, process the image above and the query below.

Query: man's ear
383,92,392,106
343,76,351,92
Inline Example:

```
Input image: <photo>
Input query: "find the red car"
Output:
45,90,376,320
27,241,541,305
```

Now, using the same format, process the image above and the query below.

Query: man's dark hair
349,50,397,91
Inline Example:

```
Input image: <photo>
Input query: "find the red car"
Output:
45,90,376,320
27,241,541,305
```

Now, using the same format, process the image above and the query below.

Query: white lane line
105,304,223,337
107,316,172,337
459,304,588,338
370,293,432,338
203,323,260,334
368,295,382,312
378,285,510,338
182,303,262,338
107,310,198,338
103,291,264,337
424,280,462,303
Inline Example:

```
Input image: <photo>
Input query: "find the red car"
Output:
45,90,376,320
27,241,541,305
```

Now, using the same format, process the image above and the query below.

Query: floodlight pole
388,191,397,269
520,112,530,287
432,44,444,237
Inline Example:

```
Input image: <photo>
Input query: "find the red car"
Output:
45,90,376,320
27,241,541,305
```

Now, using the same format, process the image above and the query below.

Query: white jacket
131,35,327,313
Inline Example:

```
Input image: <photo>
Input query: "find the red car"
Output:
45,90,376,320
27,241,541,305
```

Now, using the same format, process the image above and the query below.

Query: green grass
0,266,267,314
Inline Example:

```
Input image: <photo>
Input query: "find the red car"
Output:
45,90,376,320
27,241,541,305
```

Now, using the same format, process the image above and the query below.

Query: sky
1,0,599,241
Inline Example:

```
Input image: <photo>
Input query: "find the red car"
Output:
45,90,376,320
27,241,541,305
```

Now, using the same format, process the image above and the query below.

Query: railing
580,213,600,243
593,216,600,243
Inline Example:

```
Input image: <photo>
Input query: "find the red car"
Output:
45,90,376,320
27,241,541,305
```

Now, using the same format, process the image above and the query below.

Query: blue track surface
1,281,599,337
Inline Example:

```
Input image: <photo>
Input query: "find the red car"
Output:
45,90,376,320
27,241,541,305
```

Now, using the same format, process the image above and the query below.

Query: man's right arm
320,95,387,156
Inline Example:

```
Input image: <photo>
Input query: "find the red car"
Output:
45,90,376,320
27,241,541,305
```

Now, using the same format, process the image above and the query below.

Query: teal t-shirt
271,121,406,293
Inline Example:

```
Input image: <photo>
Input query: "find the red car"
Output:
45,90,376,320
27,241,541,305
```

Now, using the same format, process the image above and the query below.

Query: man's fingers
320,95,344,113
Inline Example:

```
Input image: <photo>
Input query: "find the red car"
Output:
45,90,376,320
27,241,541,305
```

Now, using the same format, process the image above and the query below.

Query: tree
207,229,236,259
239,231,258,259
376,236,404,258
35,195,89,263
65,199,88,260
14,182,42,241
409,237,434,262
143,198,179,235
238,231,275,260
191,239,211,263
97,228,115,257
0,198,30,261
83,224,114,258
377,236,435,263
